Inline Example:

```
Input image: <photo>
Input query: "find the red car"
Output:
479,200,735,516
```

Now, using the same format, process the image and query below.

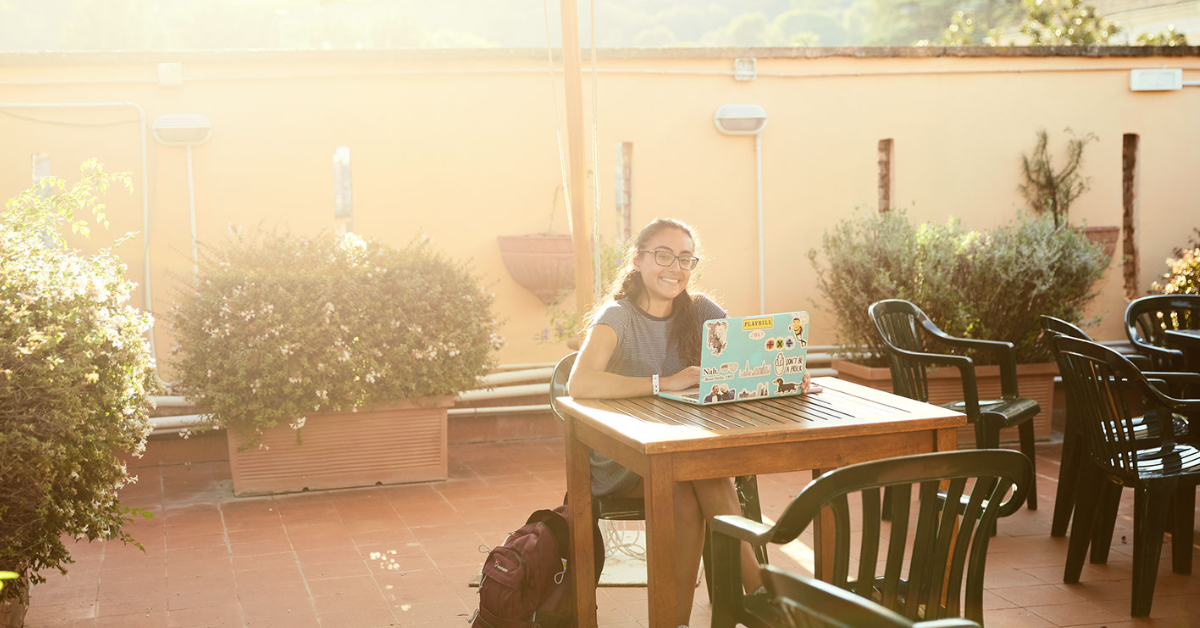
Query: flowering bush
0,161,156,606
1151,229,1200,295
170,230,501,449
808,210,1107,365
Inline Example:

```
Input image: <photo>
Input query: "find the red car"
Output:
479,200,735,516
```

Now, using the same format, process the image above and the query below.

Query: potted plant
808,208,1107,443
1019,127,1119,258
498,185,575,304
0,161,156,627
170,230,502,496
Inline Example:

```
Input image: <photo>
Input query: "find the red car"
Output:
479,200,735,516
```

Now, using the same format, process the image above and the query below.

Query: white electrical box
1130,69,1182,91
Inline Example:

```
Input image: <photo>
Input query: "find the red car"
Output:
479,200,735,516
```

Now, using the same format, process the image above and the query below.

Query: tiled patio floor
22,437,1200,628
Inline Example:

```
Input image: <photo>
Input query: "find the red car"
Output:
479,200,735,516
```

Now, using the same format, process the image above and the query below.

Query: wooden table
1164,329,1200,373
558,376,967,628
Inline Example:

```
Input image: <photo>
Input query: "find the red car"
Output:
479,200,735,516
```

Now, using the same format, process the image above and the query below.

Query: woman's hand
801,369,812,393
663,366,701,391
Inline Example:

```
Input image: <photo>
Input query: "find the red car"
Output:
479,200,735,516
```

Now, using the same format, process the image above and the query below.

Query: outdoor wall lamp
714,104,768,314
152,114,212,284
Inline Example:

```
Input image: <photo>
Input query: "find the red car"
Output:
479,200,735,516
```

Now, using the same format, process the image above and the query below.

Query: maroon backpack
471,505,604,628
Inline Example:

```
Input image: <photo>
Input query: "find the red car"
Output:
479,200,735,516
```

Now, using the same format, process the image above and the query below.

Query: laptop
657,311,811,405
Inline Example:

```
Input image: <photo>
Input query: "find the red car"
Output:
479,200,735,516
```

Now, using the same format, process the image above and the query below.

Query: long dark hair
586,218,709,366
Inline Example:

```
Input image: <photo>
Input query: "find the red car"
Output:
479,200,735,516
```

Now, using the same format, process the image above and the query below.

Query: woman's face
634,227,695,304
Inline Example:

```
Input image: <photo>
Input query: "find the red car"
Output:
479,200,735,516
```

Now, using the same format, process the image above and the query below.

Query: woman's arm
567,324,700,399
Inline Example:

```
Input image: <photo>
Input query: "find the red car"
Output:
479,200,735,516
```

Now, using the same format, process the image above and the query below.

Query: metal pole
559,0,595,319
186,145,199,285
756,134,765,315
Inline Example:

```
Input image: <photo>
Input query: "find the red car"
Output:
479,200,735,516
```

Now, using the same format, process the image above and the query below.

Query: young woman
567,217,810,626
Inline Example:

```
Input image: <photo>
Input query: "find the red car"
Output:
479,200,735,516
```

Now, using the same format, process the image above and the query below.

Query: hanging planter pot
1081,225,1120,260
497,234,575,305
498,184,576,305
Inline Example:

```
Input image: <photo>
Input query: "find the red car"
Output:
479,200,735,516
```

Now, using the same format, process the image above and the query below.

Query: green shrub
955,214,1108,362
807,208,969,364
170,230,502,448
0,161,156,605
808,210,1107,365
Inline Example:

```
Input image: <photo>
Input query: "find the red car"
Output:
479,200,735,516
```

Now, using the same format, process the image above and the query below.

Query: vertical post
559,0,595,317
878,138,893,212
1122,134,1139,301
756,134,765,315
616,141,633,241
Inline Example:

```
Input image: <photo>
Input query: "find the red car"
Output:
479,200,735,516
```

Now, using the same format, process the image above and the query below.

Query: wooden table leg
644,456,678,628
812,468,836,582
936,427,958,453
566,418,598,628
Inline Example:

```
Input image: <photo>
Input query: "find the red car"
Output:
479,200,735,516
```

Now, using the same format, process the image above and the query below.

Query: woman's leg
692,477,764,593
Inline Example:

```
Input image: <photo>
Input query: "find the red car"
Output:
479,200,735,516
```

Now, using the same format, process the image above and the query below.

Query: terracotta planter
1082,225,1120,260
0,582,28,628
832,359,1056,446
227,396,454,496
497,234,574,305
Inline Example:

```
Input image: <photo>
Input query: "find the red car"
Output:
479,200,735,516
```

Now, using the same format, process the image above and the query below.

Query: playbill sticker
742,317,774,331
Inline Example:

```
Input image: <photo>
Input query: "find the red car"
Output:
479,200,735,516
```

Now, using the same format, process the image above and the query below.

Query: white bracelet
652,374,660,394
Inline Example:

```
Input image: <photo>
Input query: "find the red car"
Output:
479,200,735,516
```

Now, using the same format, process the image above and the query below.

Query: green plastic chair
1050,334,1200,617
869,299,1040,511
709,450,1031,628
1125,294,1200,371
759,565,982,628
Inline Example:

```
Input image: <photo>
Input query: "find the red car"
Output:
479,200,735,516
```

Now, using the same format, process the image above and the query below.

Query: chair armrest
884,345,981,415
1133,341,1185,369
1128,353,1153,370
1142,371,1200,399
920,320,1019,398
711,514,775,544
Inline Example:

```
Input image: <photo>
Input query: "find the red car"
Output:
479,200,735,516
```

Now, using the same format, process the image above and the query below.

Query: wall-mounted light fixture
152,114,212,283
714,104,768,314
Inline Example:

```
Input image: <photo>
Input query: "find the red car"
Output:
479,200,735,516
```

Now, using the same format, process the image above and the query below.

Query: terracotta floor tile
1028,601,1128,626
165,603,243,628
22,599,97,622
231,552,298,573
93,610,169,628
992,583,1089,607
981,607,1056,627
390,598,470,623
242,615,321,628
238,592,315,620
305,574,377,598
375,570,461,605
165,585,239,611
96,594,170,617
300,559,371,580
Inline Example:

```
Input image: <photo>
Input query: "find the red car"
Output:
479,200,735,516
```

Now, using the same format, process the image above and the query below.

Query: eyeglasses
639,249,701,271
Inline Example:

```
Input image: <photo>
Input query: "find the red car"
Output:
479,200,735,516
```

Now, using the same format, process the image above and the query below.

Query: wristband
652,374,660,394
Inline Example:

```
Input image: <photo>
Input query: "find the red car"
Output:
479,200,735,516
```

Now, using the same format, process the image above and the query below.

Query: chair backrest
765,450,1031,624
761,565,973,628
549,352,578,423
1048,334,1172,480
869,299,933,403
1125,294,1200,368
1040,315,1092,341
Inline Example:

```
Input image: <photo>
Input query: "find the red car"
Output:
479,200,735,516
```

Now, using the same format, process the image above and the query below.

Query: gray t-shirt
588,294,727,497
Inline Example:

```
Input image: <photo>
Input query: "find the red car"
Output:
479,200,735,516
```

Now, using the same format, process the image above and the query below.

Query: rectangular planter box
227,396,454,496
832,359,1056,446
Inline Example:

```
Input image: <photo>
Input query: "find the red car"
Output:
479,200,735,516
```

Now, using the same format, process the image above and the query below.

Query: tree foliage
0,160,156,605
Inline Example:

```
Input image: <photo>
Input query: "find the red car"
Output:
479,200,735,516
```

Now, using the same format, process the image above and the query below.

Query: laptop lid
659,311,809,405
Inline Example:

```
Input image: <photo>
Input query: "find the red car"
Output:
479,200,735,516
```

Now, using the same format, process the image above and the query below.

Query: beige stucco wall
2,48,1198,375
